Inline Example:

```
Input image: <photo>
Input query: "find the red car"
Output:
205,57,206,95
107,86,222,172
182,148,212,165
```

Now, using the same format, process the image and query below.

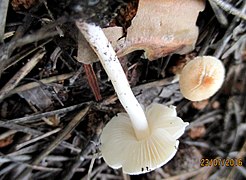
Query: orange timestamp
200,158,243,167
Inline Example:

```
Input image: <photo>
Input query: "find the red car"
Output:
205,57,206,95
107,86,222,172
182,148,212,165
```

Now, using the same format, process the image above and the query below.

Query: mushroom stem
76,21,149,140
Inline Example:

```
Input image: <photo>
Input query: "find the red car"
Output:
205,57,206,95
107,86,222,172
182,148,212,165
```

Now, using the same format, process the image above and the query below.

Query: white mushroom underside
100,104,189,174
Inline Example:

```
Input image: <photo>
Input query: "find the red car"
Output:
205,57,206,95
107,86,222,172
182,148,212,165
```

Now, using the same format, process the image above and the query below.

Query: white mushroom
179,56,225,101
76,21,188,174
100,103,188,174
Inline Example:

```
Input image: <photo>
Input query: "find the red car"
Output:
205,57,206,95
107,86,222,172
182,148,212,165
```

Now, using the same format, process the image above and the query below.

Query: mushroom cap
179,56,225,101
100,103,189,175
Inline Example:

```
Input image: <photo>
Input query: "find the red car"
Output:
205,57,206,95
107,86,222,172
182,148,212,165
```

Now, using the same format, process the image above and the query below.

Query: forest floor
0,0,245,180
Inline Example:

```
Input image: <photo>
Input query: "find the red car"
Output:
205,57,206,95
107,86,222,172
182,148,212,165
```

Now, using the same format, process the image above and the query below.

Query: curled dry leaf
0,134,14,148
78,0,205,64
11,0,38,10
188,126,206,139
103,27,125,51
77,33,98,64
77,0,204,64
18,87,53,110
77,26,124,64
117,0,205,60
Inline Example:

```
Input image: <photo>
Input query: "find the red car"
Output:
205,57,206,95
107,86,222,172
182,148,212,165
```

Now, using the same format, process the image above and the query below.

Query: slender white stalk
76,21,149,140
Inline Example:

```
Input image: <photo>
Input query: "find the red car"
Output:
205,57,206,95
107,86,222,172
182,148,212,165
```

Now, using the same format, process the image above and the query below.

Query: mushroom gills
100,104,189,175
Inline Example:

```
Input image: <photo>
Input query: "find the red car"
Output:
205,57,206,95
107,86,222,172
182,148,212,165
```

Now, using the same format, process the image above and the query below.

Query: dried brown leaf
77,26,124,64
11,0,38,10
188,126,206,139
117,0,205,60
0,134,14,148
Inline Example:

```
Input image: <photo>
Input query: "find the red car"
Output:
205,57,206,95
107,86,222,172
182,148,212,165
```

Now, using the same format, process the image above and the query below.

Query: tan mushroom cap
116,0,205,60
100,104,189,174
179,56,225,101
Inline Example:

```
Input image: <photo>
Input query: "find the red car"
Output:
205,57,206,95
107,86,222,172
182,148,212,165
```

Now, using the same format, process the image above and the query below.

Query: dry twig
210,0,246,20
0,50,45,102
16,104,91,179
5,102,90,124
0,0,9,42
5,73,74,99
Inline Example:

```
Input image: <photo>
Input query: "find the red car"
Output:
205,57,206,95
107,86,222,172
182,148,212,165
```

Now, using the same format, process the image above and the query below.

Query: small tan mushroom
179,56,225,101
117,0,205,60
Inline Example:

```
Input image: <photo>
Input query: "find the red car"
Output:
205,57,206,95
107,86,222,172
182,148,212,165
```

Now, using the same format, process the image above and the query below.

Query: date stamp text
200,158,243,167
